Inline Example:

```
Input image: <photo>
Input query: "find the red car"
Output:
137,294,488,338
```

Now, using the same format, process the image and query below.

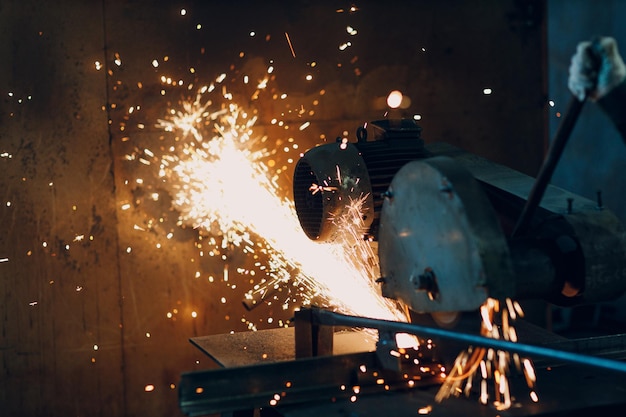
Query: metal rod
304,307,626,374
512,37,602,238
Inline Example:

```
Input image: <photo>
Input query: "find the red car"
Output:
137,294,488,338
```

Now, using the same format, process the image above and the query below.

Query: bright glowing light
396,333,419,349
386,90,403,108
530,390,539,402
418,405,432,414
153,86,404,321
285,32,296,57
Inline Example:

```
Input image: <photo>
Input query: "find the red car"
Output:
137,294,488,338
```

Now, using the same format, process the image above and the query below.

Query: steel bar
303,307,626,374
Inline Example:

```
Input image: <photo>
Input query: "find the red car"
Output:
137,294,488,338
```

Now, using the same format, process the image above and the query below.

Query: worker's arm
568,36,626,140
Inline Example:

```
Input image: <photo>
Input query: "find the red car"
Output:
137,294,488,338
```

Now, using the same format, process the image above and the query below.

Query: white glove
568,36,626,101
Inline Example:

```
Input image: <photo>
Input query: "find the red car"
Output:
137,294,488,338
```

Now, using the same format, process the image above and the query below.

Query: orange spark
285,32,296,58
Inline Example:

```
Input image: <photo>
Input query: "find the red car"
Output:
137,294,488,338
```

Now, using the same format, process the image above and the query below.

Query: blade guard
378,156,514,313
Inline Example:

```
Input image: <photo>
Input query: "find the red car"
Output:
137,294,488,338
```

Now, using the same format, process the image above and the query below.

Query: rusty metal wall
0,0,126,415
1,1,545,416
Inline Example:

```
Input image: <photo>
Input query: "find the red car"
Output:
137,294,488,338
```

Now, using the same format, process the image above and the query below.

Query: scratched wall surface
1,1,545,416
0,0,126,415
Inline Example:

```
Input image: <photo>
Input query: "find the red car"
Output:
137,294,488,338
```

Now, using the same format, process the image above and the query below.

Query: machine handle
511,96,586,237
512,37,603,237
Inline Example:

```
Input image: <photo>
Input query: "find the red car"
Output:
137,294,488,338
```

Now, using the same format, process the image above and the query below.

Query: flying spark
152,83,404,321
112,22,538,400
285,32,296,58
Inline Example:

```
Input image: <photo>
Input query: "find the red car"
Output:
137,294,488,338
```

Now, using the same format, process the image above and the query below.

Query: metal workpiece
377,156,514,314
302,307,626,374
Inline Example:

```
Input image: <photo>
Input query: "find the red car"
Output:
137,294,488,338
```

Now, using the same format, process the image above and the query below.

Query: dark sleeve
598,79,626,142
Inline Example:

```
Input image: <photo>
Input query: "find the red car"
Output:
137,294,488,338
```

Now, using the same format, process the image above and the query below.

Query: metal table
181,317,626,417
